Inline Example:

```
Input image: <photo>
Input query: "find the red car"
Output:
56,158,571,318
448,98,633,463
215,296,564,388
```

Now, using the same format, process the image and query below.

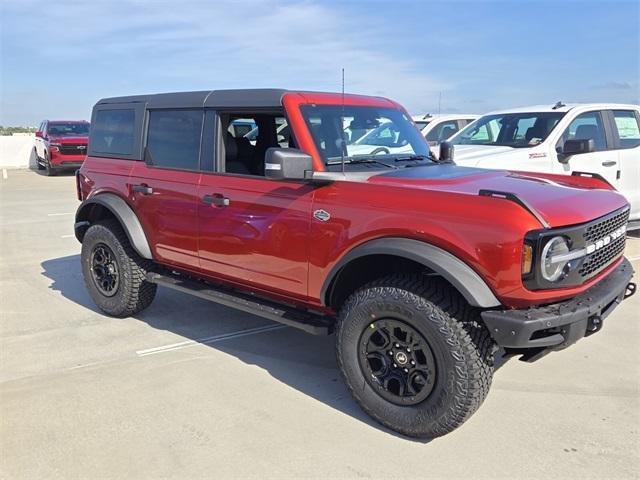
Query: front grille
579,208,629,279
583,209,629,243
58,144,87,155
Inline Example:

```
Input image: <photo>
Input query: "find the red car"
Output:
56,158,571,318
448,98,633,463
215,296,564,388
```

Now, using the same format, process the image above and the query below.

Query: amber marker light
522,244,533,275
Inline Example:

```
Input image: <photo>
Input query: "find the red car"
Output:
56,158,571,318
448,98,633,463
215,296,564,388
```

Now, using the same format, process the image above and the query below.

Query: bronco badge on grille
585,225,626,255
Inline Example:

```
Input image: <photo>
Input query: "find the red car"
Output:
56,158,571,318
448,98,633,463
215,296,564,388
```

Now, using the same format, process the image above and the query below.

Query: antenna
340,68,346,173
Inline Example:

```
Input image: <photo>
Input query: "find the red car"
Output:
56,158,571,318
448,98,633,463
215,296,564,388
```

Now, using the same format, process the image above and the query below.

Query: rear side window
612,110,640,149
91,109,135,155
145,109,203,170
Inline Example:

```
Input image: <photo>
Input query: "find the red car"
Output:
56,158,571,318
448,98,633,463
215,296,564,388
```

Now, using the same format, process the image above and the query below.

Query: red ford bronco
75,89,635,439
35,120,90,175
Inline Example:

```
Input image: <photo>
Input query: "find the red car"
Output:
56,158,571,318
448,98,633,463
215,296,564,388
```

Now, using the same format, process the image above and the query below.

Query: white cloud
1,0,448,123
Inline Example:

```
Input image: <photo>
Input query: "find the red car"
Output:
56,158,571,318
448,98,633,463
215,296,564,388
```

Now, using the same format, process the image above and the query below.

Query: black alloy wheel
90,243,120,296
359,318,437,405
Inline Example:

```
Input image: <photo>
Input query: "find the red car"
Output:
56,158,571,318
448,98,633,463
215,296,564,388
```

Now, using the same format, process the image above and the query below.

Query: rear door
128,108,203,271
610,109,640,220
556,110,619,185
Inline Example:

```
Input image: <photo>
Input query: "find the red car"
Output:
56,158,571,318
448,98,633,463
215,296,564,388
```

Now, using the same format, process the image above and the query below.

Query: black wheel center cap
395,351,408,365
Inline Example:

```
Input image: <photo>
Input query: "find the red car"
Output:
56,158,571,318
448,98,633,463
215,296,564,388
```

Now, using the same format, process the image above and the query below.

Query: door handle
132,184,153,195
601,161,617,167
202,194,230,207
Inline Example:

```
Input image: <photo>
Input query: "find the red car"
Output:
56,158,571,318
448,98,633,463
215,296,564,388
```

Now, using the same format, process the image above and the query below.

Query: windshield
299,105,431,169
451,112,564,148
48,122,90,136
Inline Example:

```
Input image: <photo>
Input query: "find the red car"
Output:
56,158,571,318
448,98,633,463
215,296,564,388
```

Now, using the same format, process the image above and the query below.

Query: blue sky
1,0,638,126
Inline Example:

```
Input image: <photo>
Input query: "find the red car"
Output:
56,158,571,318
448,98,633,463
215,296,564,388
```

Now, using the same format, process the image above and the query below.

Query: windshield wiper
391,154,452,165
327,158,398,169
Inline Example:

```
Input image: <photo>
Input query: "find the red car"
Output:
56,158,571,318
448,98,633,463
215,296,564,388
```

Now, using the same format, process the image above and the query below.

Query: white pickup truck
449,103,640,227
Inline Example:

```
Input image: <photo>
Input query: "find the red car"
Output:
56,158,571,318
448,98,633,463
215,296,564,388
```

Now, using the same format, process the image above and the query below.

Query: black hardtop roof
96,89,289,109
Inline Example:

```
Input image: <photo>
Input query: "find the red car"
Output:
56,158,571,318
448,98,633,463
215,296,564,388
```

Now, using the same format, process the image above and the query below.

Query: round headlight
541,236,570,282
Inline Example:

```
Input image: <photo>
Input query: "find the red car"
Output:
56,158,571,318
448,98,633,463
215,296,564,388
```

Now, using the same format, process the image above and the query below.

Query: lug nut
403,368,409,373
406,348,411,352
394,343,400,348
410,360,415,365
393,363,397,368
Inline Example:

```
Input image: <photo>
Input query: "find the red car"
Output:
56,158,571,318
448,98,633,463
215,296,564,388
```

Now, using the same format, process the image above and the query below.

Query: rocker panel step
146,272,334,335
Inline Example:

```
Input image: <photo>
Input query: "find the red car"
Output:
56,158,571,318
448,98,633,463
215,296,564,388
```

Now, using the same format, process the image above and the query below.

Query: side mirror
35,131,43,138
265,148,313,181
439,141,455,162
559,139,594,163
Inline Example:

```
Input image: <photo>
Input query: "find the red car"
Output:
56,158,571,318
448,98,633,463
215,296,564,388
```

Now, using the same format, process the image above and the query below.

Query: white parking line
136,324,287,357
61,234,75,238
628,254,640,261
47,212,74,217
2,169,7,180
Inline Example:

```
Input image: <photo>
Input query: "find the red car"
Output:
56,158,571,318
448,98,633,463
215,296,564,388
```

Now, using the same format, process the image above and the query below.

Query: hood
367,164,628,228
452,144,520,166
49,135,88,143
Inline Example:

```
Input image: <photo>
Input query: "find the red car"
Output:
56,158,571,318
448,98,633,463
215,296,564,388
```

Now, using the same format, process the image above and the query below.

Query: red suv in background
34,120,90,175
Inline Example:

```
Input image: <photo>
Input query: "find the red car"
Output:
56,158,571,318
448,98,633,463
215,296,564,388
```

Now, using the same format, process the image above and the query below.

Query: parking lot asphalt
1,168,639,480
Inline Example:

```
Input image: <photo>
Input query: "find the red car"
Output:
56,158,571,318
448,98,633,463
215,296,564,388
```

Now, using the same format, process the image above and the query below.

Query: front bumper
50,151,86,167
482,257,635,358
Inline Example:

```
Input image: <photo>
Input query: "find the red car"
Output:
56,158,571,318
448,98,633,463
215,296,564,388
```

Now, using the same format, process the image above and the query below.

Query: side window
91,109,135,155
612,110,640,149
425,120,459,143
145,110,203,170
560,111,607,151
220,114,288,176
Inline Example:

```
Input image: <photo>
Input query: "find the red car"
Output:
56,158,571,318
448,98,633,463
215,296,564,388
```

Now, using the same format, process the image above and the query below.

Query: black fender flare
74,193,153,259
321,237,501,308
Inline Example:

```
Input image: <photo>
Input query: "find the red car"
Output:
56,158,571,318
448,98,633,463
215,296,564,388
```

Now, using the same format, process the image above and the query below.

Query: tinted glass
452,112,564,147
560,111,607,151
612,110,640,149
48,122,90,136
425,120,459,143
146,110,203,170
91,109,135,155
300,105,430,169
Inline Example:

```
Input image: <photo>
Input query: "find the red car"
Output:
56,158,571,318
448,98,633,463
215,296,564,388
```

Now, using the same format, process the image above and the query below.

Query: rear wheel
336,274,495,439
81,219,157,317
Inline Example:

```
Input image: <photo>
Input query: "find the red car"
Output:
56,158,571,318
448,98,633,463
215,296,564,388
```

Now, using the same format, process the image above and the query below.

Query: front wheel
81,219,157,317
336,274,495,439
34,148,45,170
44,154,56,176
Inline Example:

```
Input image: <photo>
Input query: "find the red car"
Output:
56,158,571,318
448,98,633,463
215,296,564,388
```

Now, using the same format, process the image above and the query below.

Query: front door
557,110,619,186
197,112,313,299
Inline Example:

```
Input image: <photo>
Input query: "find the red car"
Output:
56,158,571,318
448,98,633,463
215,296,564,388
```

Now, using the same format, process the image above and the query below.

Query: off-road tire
81,219,157,317
336,274,495,439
